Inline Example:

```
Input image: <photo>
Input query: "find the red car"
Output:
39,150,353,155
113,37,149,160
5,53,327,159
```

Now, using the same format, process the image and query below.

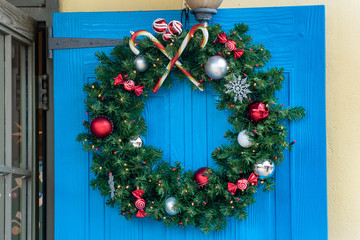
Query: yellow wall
59,0,360,239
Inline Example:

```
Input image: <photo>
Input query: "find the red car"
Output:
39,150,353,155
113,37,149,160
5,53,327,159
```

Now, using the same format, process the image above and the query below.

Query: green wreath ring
76,22,305,233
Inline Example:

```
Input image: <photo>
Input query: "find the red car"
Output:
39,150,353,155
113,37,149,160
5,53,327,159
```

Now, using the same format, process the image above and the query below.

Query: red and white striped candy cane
129,24,208,93
153,24,208,93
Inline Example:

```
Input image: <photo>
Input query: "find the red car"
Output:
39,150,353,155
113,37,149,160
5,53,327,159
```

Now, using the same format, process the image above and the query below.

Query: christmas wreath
77,20,305,233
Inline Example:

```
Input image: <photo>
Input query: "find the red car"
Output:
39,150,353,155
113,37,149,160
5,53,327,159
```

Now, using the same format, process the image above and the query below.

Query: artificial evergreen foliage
76,23,305,233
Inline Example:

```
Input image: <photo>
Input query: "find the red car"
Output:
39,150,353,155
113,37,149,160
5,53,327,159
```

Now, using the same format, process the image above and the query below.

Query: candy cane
129,30,202,92
129,24,208,93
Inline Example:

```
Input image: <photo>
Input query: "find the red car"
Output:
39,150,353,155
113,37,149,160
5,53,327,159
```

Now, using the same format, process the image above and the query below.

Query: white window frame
0,1,36,240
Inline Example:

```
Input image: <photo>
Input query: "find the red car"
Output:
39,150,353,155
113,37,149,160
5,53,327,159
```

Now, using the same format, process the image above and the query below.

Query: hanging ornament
130,136,143,148
227,173,258,194
205,56,228,80
114,74,144,96
162,32,172,41
225,74,252,103
254,160,275,178
168,20,183,36
152,18,168,34
90,116,113,138
194,167,211,187
164,196,179,216
247,101,269,122
134,55,148,72
216,33,245,59
108,172,115,200
132,189,146,217
237,130,253,148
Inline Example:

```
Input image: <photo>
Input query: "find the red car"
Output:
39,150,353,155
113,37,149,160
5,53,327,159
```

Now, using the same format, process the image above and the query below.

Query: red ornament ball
162,32,172,41
194,167,211,187
168,20,183,36
247,101,270,122
123,80,135,91
152,18,168,34
90,116,113,138
225,40,237,51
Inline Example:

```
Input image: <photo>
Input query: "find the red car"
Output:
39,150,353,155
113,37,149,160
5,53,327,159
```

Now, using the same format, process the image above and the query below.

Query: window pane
12,41,28,169
11,176,28,239
0,33,4,166
0,176,4,239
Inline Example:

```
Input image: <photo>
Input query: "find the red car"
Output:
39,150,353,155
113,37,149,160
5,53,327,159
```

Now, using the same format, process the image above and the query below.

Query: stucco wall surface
58,0,360,239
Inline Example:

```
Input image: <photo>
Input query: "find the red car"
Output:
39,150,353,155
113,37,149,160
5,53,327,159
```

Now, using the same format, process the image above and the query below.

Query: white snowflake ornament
225,74,252,103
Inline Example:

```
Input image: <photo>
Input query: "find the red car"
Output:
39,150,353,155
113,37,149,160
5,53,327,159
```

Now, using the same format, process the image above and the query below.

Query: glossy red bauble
168,20,183,36
194,167,211,187
90,116,113,138
247,101,269,122
152,18,168,34
162,32,172,41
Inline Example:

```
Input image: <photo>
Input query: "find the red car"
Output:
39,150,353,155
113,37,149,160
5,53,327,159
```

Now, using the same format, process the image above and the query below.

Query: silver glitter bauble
164,196,179,216
130,136,143,148
237,130,253,148
254,160,275,178
205,56,228,79
134,55,148,72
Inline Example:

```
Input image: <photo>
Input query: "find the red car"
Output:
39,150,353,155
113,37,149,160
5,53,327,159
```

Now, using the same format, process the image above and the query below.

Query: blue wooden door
53,6,326,240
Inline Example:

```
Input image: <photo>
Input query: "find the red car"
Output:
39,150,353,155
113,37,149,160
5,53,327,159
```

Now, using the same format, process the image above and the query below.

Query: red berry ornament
247,101,269,122
152,18,168,34
123,80,135,91
90,116,113,138
194,167,211,187
168,20,183,36
162,31,172,41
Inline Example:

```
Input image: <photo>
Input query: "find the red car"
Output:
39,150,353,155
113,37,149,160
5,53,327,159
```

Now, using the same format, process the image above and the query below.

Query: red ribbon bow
113,74,144,96
133,85,144,96
216,33,244,59
227,172,259,195
233,49,244,59
132,189,146,218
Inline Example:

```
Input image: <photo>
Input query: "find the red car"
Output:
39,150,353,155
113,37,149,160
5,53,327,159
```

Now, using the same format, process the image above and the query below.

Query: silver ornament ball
134,55,149,72
254,160,275,178
164,196,179,216
130,136,143,148
237,130,253,148
205,56,228,80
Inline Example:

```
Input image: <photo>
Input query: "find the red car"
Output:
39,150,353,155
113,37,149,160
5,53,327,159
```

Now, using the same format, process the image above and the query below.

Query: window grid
0,32,34,240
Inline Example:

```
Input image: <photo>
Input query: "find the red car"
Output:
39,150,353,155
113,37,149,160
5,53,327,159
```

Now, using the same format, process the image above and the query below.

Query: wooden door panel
54,6,326,240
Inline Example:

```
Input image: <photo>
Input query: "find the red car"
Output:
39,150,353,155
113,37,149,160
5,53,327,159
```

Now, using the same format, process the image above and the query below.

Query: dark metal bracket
48,27,126,59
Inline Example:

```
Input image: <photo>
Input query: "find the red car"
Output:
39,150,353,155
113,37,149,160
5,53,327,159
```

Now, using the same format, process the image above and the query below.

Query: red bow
216,33,244,59
228,172,259,195
233,49,244,59
132,189,146,218
113,74,143,96
114,74,125,85
216,33,228,43
134,85,144,96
